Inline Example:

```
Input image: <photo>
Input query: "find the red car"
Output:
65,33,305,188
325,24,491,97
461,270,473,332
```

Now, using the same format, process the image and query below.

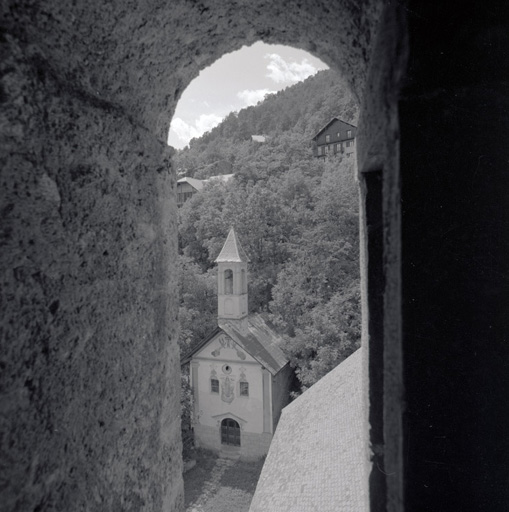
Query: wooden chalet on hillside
176,174,234,207
312,118,357,158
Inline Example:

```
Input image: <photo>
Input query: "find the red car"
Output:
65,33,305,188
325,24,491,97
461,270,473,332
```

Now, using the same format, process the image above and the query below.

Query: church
181,228,294,459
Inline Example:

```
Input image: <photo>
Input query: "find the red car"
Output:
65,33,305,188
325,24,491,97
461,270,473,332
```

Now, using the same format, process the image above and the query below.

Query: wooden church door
221,418,241,446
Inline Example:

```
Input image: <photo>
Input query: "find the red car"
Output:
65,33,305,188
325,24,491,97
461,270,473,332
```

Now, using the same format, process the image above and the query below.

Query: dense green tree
177,255,216,355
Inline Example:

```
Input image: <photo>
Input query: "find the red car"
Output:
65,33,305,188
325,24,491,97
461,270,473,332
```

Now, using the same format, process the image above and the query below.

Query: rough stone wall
0,34,182,511
0,0,385,510
1,0,382,135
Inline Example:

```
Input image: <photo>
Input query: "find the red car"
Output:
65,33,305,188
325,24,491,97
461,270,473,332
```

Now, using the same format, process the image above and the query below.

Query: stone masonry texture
0,24,182,512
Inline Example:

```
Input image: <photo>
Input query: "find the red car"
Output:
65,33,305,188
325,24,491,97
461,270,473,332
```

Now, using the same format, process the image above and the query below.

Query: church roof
215,227,250,263
249,348,368,512
181,314,288,376
218,314,288,375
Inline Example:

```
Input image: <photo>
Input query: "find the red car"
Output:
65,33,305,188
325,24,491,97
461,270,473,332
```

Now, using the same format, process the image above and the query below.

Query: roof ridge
312,117,357,140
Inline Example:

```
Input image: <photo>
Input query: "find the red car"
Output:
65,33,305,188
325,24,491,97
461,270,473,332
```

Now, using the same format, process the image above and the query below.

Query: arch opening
221,418,241,446
174,35,380,512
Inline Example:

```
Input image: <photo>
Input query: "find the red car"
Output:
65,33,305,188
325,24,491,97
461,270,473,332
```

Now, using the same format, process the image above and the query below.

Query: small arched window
224,269,233,294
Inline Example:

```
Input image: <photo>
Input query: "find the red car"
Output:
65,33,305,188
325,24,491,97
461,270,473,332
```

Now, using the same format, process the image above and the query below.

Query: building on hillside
176,174,234,207
176,177,204,207
251,135,268,143
249,348,367,512
312,118,357,158
181,228,293,459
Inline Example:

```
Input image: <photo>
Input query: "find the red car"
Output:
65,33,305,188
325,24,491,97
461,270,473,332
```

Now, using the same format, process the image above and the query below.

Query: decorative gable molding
212,412,248,429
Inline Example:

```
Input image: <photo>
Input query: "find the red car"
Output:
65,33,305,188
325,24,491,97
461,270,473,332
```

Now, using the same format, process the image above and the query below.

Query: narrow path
187,457,237,512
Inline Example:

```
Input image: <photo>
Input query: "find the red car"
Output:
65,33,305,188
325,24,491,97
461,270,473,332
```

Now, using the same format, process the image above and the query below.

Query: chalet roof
249,348,368,512
181,314,289,376
312,117,357,140
215,227,250,263
176,176,204,191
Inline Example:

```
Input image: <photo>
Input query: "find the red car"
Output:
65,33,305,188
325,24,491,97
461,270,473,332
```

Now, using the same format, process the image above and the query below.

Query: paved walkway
187,457,237,512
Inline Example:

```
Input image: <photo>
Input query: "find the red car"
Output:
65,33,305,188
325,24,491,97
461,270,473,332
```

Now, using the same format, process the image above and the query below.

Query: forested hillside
173,69,358,179
176,69,360,392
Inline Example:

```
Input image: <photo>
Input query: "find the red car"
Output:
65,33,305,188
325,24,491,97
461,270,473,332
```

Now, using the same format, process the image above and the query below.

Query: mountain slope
172,69,358,179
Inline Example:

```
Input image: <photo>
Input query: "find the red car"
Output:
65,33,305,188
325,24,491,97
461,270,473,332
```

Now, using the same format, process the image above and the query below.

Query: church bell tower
215,228,249,320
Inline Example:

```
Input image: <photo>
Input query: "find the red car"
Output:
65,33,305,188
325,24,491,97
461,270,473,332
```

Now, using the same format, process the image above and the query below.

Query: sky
167,42,328,149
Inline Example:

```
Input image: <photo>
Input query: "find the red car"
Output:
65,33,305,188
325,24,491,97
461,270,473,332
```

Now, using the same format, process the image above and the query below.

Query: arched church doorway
221,418,241,446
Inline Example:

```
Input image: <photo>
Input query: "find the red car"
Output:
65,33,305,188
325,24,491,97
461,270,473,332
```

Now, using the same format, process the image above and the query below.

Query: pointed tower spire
216,228,249,320
215,227,250,264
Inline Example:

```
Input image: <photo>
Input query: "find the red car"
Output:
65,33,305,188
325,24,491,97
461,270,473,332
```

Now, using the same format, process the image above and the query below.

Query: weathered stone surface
2,0,382,135
1,31,182,512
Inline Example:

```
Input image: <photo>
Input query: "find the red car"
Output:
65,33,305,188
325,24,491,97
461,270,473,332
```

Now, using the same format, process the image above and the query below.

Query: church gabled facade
181,228,293,459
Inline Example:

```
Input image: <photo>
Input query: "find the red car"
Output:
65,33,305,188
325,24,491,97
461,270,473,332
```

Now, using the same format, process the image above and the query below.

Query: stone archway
1,1,408,511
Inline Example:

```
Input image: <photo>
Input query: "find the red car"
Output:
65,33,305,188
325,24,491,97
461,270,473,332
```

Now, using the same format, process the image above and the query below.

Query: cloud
265,53,318,84
169,113,224,145
237,89,275,106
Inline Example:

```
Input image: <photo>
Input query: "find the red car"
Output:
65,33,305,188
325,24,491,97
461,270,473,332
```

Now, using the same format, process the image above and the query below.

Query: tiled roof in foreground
249,347,368,512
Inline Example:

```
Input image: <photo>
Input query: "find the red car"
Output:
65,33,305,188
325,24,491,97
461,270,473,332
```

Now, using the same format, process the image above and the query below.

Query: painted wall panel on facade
194,333,257,364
